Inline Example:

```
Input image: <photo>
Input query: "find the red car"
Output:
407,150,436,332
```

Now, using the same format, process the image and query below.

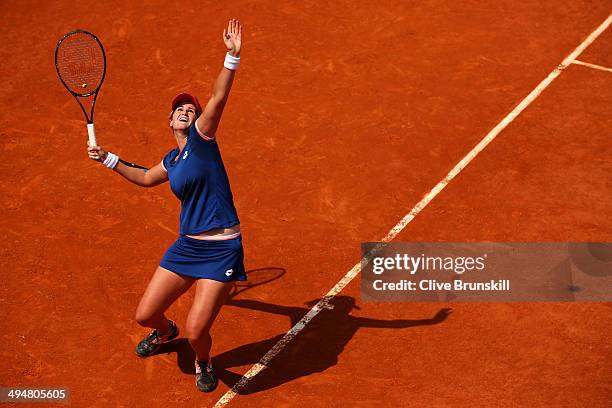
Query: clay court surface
1,1,611,406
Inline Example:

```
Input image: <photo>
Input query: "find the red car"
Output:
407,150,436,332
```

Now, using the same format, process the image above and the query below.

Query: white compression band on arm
224,53,240,71
103,152,119,169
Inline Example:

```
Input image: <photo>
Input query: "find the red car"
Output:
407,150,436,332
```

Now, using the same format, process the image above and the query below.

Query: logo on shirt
183,150,189,160
225,269,234,277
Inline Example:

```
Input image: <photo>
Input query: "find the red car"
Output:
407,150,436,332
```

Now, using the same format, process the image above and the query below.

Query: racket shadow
228,267,287,300
215,294,453,395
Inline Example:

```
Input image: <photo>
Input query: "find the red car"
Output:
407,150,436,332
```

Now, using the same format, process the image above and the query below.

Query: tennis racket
228,267,286,300
55,29,106,146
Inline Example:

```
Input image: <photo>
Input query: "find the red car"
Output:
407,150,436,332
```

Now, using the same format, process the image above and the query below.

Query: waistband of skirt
180,233,242,245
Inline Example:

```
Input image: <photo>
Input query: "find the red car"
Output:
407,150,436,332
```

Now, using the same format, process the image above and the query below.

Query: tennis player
87,19,244,392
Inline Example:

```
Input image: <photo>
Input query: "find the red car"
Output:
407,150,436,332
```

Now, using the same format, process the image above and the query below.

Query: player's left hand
223,19,242,57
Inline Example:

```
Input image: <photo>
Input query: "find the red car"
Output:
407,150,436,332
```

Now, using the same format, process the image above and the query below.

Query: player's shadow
211,295,452,394
158,268,452,394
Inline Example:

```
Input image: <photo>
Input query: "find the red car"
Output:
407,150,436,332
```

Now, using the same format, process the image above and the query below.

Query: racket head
229,267,286,300
55,29,106,97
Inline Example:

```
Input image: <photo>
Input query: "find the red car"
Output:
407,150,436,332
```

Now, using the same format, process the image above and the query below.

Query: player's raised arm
195,19,243,138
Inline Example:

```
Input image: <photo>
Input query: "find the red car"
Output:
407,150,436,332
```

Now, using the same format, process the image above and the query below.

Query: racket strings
56,32,105,95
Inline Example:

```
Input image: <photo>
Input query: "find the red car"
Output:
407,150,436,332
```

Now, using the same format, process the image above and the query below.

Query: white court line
213,13,612,407
572,59,612,73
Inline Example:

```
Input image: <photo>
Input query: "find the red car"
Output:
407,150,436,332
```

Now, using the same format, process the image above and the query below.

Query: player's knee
185,322,212,344
187,331,211,347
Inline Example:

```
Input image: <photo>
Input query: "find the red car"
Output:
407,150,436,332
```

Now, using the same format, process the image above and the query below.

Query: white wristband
224,53,240,71
103,152,119,169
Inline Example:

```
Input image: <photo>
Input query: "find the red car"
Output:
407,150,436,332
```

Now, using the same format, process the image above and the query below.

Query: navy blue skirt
160,235,246,282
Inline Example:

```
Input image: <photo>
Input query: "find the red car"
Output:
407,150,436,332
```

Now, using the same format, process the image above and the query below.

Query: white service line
213,13,612,408
572,59,612,73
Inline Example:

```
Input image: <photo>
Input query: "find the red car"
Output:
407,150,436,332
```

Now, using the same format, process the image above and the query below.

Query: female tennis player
87,19,244,392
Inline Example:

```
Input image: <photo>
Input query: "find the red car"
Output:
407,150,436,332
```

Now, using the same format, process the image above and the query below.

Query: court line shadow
214,295,452,395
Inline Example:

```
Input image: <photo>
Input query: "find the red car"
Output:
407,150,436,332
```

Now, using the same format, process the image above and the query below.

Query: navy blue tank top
161,123,239,235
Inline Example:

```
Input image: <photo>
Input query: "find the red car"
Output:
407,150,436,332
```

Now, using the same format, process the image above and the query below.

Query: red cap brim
171,93,202,117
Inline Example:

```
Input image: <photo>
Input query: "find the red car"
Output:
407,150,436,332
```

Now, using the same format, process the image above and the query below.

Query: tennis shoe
195,359,218,392
135,320,179,357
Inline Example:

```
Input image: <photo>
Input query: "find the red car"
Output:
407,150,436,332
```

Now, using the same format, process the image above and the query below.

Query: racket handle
87,123,97,146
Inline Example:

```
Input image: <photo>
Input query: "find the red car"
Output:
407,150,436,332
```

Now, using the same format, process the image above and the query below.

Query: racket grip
87,123,97,146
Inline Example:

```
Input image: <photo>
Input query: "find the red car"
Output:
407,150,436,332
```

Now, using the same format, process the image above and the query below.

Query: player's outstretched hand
223,19,242,57
87,142,108,163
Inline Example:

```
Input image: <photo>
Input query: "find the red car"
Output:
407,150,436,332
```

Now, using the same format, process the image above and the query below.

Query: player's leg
135,266,195,330
186,278,234,391
134,266,195,356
